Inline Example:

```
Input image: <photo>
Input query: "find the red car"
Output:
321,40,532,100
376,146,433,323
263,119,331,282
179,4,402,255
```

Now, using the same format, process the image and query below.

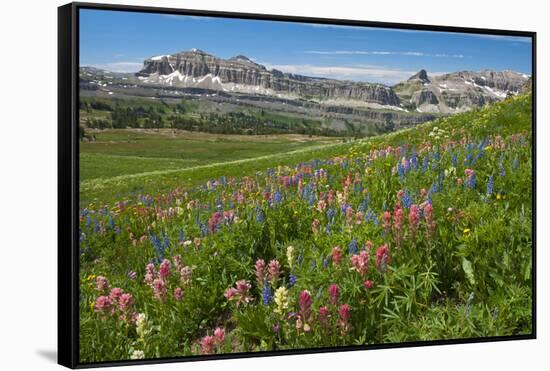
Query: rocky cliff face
394,69,530,113
136,49,400,106
97,49,531,114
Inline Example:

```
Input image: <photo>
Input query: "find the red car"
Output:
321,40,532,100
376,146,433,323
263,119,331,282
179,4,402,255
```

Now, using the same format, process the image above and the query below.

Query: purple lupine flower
262,283,273,305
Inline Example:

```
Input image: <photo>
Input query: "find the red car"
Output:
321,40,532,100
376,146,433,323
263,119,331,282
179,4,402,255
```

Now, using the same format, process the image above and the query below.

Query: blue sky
80,9,532,85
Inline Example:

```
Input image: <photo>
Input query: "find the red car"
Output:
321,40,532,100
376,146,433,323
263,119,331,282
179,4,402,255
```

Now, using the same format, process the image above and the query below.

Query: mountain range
79,49,531,133
130,48,530,113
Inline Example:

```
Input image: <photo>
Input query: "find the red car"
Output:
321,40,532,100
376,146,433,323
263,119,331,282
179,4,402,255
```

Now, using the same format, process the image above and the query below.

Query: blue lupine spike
402,190,414,209
288,274,297,287
499,154,506,177
255,206,265,223
486,175,494,196
200,223,208,237
466,173,477,189
262,284,273,305
308,192,316,206
273,190,283,205
422,156,429,172
349,238,358,255
397,162,404,182
411,149,419,170
327,208,336,223
464,153,473,166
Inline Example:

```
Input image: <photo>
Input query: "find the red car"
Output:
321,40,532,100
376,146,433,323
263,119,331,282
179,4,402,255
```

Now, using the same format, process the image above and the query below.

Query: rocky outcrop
394,69,530,113
408,69,430,84
451,70,528,92
136,49,401,106
412,89,439,106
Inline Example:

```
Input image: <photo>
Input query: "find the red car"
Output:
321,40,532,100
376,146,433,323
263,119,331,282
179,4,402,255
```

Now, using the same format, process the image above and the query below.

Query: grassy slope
79,93,533,362
79,95,530,206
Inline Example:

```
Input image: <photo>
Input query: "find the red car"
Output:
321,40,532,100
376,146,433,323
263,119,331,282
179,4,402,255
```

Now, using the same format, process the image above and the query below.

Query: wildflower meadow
79,93,533,363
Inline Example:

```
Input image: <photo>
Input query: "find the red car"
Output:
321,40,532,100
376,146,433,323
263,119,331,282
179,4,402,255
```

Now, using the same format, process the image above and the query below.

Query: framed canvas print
58,2,536,368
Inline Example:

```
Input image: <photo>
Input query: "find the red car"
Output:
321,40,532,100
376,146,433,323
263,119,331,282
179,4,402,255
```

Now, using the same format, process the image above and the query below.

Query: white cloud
468,34,532,43
298,23,532,44
263,63,416,84
87,62,143,73
303,50,465,58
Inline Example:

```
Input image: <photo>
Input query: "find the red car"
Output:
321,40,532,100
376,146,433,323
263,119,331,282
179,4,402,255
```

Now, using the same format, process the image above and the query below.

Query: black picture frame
58,2,537,368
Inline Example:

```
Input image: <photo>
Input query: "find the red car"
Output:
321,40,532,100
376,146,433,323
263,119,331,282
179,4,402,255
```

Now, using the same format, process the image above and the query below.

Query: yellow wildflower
274,287,289,315
286,245,294,269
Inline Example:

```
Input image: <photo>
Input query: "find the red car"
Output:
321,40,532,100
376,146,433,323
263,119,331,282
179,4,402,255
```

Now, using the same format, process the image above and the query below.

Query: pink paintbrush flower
109,287,124,302
345,205,354,224
338,304,352,335
409,204,420,236
382,211,392,233
174,287,183,301
393,207,404,232
144,263,156,285
331,246,342,266
246,261,259,283
318,306,330,325
225,280,253,306
424,203,436,235
375,244,390,271
338,304,351,322
351,250,369,277
214,327,225,343
363,280,374,290
94,295,112,313
159,259,171,280
95,276,109,292
200,335,217,355
173,255,182,271
316,199,327,212
118,293,133,310
311,218,321,235
224,287,238,300
328,284,340,306
152,278,166,299
268,260,281,284
180,266,193,286
299,290,312,315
